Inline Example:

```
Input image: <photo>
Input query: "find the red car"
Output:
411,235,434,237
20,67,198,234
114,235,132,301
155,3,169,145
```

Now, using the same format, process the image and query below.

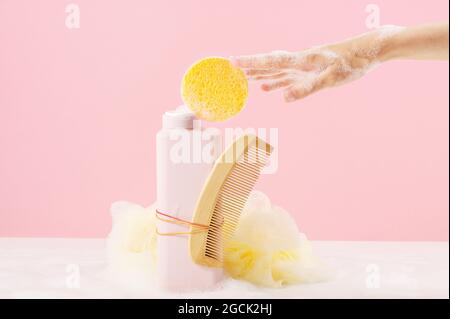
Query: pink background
0,0,448,240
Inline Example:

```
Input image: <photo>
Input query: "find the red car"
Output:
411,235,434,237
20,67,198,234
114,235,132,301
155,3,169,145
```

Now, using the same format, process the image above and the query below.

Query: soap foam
106,192,333,291
105,201,158,292
224,191,333,287
249,25,405,97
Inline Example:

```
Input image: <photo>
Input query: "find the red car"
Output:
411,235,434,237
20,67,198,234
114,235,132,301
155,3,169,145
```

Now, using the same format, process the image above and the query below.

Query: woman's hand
231,23,448,102
231,45,377,102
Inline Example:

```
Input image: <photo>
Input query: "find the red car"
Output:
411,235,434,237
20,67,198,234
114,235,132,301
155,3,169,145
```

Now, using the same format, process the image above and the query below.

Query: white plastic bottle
156,107,223,291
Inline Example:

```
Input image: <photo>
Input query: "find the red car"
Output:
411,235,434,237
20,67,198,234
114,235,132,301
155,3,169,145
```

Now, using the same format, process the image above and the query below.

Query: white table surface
0,238,448,299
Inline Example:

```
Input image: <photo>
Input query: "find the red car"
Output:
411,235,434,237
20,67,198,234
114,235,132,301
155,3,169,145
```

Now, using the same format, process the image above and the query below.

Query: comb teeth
204,144,271,262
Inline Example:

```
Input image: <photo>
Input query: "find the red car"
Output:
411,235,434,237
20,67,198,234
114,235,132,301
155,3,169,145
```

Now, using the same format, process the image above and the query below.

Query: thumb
283,69,334,102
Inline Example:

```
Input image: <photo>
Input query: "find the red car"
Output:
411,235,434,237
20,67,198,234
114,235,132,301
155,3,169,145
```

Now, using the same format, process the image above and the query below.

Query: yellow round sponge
181,57,248,122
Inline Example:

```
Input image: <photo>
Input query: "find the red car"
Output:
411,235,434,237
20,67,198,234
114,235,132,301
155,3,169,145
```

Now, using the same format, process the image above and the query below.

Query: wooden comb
189,134,273,267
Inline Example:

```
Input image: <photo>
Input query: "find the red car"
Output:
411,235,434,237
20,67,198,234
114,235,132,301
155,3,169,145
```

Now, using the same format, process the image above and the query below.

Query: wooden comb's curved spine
189,135,274,268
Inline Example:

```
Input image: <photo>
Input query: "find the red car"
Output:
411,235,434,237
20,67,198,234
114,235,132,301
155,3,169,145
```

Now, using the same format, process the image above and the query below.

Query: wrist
372,25,406,62
342,26,406,64
330,32,383,69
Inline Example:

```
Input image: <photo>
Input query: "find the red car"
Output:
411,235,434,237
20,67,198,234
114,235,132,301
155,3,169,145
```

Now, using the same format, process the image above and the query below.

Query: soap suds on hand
106,191,333,291
245,25,405,101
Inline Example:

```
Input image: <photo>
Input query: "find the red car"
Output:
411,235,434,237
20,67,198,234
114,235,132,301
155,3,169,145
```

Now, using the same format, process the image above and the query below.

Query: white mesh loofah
106,192,333,289
224,191,333,287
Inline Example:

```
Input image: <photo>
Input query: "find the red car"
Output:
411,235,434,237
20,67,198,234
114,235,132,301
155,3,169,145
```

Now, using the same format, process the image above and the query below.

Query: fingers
283,84,311,102
295,52,330,72
230,49,341,102
283,81,320,102
230,51,298,69
250,72,290,81
261,78,296,91
283,69,332,102
244,69,281,76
